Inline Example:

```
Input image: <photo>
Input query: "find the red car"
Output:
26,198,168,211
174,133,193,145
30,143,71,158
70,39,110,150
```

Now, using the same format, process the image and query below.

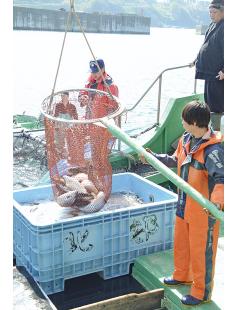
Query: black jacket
195,19,224,80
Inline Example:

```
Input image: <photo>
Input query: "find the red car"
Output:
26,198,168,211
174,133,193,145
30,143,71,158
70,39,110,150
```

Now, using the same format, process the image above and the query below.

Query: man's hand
189,61,195,68
203,203,222,218
139,148,152,164
216,70,224,80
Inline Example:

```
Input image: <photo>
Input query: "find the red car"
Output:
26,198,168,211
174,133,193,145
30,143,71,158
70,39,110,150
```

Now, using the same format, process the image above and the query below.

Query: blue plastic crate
13,172,177,294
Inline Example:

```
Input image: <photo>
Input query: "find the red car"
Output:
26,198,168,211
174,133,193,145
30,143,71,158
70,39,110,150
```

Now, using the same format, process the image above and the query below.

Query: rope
48,2,73,108
130,123,157,138
70,1,116,101
14,131,45,145
48,0,117,110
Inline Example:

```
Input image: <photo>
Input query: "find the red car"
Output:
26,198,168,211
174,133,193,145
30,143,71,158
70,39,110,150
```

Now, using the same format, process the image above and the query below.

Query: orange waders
172,131,224,300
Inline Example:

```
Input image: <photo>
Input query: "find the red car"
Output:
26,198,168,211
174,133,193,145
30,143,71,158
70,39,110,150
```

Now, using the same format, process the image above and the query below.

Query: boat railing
113,64,195,152
14,64,197,153
126,64,195,125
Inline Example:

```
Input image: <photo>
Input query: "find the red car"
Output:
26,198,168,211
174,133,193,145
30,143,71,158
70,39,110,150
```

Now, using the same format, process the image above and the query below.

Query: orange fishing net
41,89,122,213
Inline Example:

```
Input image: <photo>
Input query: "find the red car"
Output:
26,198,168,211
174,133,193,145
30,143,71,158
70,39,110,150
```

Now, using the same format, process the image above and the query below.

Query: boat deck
13,237,223,309
132,237,224,309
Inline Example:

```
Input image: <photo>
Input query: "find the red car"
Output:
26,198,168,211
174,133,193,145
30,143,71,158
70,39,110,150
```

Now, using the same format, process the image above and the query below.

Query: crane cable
49,0,116,110
71,0,116,100
48,2,73,109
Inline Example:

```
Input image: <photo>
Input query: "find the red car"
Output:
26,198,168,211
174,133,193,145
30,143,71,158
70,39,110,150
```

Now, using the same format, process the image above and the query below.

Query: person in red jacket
78,59,120,197
54,91,78,120
140,100,224,306
53,91,78,159
79,58,119,119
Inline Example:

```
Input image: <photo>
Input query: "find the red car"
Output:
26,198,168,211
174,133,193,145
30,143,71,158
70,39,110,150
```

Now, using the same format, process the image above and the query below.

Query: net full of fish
19,191,144,225
55,172,106,213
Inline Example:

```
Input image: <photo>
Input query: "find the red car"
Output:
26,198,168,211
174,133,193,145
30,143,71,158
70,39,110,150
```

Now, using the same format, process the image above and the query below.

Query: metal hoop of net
41,88,124,213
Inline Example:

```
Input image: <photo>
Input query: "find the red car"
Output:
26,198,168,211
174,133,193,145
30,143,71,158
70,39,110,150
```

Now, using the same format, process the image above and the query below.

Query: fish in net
41,88,123,212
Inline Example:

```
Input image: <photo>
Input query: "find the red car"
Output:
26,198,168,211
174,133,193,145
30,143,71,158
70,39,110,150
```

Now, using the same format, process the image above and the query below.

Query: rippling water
14,27,204,126
14,27,204,188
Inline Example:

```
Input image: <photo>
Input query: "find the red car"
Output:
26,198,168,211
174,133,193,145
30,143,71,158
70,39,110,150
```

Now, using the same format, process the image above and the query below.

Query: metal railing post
157,75,162,124
194,78,197,94
117,64,194,150
117,115,122,151
127,64,192,114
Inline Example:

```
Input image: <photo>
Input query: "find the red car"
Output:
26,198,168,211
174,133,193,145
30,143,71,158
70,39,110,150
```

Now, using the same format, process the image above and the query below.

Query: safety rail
113,64,196,151
14,64,197,153
126,64,195,124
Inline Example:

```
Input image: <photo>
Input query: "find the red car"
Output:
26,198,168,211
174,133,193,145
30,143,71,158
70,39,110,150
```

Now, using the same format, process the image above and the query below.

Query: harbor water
14,27,204,129
14,27,204,188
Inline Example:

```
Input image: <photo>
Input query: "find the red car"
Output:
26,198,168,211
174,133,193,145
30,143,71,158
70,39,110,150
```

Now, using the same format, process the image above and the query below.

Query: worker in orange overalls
140,100,224,306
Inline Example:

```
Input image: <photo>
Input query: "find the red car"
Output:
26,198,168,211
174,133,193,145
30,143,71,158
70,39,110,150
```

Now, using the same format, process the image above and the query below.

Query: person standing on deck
79,58,119,119
54,91,78,120
78,59,119,195
53,91,78,159
82,58,119,151
191,0,224,130
140,101,224,306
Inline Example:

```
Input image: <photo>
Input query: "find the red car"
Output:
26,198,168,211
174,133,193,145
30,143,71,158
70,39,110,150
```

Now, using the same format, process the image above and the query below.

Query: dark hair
209,0,224,10
62,91,69,96
210,0,223,5
182,100,210,128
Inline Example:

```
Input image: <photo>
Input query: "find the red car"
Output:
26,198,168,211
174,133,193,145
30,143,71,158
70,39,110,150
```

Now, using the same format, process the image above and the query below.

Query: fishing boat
13,114,44,132
13,3,224,310
13,64,206,188
13,70,224,310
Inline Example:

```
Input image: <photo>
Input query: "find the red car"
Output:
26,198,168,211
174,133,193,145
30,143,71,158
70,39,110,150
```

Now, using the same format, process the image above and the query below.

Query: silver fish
74,192,94,207
57,190,94,208
73,173,89,182
81,179,98,195
57,183,70,193
79,191,105,213
67,166,83,176
63,175,87,193
57,190,78,207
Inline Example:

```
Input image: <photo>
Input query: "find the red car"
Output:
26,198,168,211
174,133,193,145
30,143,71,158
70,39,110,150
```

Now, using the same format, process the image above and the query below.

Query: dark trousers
204,79,224,113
